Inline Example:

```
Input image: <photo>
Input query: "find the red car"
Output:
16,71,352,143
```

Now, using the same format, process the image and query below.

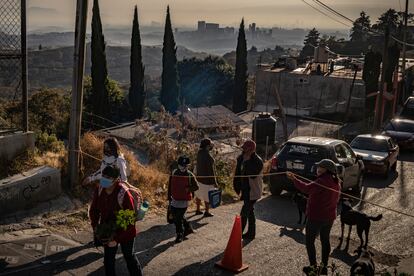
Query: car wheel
351,173,363,194
269,181,283,196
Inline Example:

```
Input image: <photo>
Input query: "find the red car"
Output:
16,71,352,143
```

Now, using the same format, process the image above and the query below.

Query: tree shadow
398,159,409,208
172,253,233,276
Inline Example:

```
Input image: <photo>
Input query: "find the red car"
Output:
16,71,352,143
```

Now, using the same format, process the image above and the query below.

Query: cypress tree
91,0,109,120
129,5,146,118
160,6,180,113
233,18,248,113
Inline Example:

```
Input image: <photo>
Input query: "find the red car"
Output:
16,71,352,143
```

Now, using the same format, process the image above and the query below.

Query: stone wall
0,132,35,161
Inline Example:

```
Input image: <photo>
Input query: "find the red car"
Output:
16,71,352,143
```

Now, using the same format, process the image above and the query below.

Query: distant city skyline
26,0,411,32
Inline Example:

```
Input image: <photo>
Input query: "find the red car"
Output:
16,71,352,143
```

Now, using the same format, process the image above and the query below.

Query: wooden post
401,0,409,102
21,0,28,132
272,83,288,142
69,0,88,189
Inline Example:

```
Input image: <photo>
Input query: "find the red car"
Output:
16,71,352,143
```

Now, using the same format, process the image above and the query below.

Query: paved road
1,153,413,276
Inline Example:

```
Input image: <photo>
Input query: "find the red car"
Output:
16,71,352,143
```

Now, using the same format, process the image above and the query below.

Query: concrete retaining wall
255,70,366,119
0,166,61,216
0,132,35,161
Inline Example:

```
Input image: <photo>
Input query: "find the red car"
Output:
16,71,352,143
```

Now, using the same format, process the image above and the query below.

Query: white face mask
178,165,187,172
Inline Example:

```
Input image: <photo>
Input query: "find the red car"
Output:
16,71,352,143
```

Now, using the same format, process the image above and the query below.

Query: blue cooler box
208,189,222,208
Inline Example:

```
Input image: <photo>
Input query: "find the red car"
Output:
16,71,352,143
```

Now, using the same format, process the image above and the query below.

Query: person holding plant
83,137,129,186
89,166,142,276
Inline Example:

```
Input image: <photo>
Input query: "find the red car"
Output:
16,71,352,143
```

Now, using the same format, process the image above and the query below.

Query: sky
26,0,412,31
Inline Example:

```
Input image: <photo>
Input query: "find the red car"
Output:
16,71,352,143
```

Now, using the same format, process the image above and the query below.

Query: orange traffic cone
215,215,249,273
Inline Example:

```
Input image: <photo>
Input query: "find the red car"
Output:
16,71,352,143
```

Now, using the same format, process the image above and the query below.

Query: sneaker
302,265,316,275
204,212,214,217
195,210,203,216
319,266,328,275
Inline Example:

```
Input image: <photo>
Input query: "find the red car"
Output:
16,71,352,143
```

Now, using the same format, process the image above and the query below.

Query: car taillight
271,156,278,170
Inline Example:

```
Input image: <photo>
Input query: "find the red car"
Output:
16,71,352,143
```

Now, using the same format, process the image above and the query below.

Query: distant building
198,21,206,33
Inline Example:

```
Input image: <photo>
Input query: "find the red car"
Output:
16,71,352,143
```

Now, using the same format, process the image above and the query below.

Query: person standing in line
287,159,341,275
195,138,217,217
83,137,129,186
168,156,199,243
89,166,142,276
233,139,263,240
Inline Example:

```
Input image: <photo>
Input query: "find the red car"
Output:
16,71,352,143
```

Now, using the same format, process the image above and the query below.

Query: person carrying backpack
89,166,142,276
83,137,129,186
167,156,199,243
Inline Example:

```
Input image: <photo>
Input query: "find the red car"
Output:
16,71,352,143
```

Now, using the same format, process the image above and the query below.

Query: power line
300,0,351,27
311,0,354,24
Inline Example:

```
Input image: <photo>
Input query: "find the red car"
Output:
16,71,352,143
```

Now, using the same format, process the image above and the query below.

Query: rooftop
182,105,246,129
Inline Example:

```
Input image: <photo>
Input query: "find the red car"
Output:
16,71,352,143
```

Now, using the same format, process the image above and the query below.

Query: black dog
292,192,307,224
337,199,383,251
350,248,375,276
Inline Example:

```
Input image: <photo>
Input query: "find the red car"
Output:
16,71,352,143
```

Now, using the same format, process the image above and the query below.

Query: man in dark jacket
233,139,263,240
195,138,217,217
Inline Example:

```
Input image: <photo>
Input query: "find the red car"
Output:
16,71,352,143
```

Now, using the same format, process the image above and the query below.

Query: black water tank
252,113,277,145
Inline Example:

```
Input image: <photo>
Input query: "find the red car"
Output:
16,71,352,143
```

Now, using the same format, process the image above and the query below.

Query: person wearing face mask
89,166,142,276
233,139,263,240
195,138,217,217
286,159,341,275
167,156,199,243
82,137,128,186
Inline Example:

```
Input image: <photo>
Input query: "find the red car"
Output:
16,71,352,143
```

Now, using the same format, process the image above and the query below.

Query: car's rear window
280,143,327,159
351,137,389,152
386,121,414,132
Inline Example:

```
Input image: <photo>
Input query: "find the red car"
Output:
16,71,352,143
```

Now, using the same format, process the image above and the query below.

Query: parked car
350,134,399,178
382,118,414,150
399,96,414,120
269,136,364,196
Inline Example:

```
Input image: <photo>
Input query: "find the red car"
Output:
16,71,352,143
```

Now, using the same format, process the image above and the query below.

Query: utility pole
344,64,359,122
374,24,390,131
272,84,288,142
401,0,409,102
21,0,28,132
69,0,88,189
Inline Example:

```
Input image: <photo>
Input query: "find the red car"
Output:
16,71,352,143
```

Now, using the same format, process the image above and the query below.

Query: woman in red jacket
287,159,341,275
89,166,142,276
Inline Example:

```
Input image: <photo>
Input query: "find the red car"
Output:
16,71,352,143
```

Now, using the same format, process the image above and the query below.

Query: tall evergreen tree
233,18,248,113
160,6,180,113
129,5,146,118
91,0,109,120
351,11,371,42
299,28,320,59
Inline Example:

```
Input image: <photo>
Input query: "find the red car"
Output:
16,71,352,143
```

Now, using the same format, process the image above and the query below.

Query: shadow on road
279,226,305,245
172,253,233,276
363,172,398,190
255,194,306,229
0,243,100,275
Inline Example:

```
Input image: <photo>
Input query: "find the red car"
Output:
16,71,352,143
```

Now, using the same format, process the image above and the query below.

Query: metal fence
0,0,26,132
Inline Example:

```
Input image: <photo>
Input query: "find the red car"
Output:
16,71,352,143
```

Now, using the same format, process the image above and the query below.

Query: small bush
36,132,65,153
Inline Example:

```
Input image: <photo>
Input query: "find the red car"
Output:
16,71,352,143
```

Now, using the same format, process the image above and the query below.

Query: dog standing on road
350,248,375,276
292,192,307,225
337,199,383,250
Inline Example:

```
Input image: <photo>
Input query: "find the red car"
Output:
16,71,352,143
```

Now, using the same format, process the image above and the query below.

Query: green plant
36,132,65,153
116,209,136,230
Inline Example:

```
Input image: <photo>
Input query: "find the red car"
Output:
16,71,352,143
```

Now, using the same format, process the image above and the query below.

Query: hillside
20,45,210,88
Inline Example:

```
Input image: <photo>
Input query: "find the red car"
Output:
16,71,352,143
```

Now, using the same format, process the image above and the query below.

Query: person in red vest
287,159,341,275
167,156,199,243
89,166,142,276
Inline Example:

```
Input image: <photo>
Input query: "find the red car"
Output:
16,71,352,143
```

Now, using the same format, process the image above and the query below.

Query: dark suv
269,136,365,196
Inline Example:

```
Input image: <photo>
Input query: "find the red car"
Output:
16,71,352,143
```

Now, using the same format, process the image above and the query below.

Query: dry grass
80,133,169,212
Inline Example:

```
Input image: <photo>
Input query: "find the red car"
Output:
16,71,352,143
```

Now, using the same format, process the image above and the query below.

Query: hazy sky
27,0,412,31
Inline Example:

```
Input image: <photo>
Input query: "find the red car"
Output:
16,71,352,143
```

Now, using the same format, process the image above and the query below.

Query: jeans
171,206,190,235
240,199,257,235
104,239,143,276
305,220,333,267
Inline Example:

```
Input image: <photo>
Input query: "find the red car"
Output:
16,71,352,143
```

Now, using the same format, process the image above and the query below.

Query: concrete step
0,166,61,216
